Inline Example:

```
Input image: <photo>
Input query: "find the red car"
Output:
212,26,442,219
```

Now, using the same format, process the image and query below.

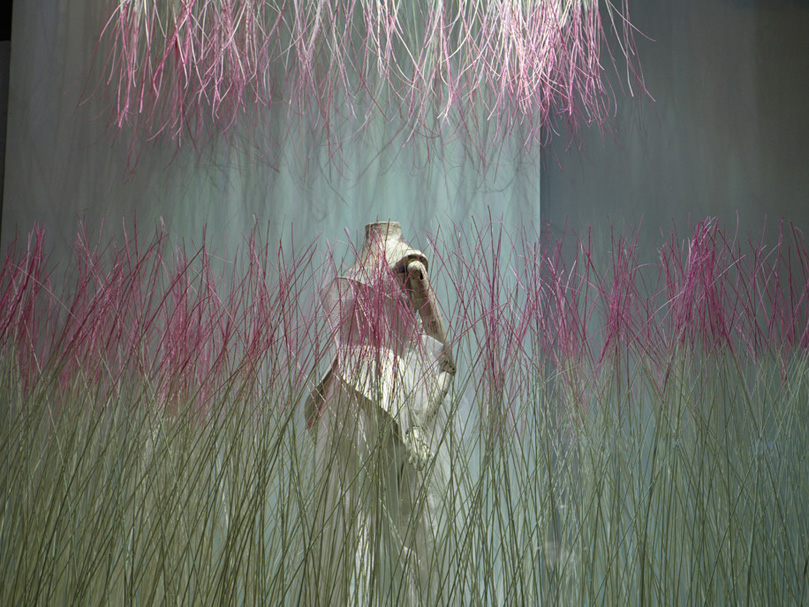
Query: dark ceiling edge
1,2,11,42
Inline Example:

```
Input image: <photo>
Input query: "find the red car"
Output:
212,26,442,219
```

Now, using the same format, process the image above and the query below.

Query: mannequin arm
402,260,455,468
405,260,456,375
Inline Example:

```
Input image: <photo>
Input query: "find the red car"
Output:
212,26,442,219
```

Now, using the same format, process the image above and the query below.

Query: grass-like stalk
1,218,807,605
91,0,645,168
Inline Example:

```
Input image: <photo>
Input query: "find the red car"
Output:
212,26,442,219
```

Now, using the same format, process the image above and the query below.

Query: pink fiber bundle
96,0,644,164
2,219,806,421
0,221,326,410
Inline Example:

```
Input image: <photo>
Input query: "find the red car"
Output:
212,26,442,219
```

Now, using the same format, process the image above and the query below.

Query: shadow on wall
541,0,809,249
0,0,11,233
0,43,8,231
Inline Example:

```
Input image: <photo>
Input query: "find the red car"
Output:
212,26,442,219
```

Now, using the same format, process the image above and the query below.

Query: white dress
304,269,449,606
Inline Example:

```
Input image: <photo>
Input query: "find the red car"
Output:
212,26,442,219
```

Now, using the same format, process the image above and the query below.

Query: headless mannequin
304,222,455,606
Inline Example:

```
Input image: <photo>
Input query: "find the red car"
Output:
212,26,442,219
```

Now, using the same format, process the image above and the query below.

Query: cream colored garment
305,373,439,606
303,286,446,606
303,222,451,606
332,337,445,437
308,269,444,440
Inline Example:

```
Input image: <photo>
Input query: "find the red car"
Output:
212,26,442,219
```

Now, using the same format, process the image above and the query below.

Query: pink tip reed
91,0,647,168
1,218,805,424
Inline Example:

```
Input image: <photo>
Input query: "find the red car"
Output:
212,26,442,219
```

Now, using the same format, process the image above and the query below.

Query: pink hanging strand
95,0,646,166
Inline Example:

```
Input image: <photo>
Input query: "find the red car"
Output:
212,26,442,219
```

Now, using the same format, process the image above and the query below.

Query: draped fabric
304,223,451,606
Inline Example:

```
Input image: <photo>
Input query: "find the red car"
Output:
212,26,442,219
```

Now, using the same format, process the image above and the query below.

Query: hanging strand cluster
97,0,644,163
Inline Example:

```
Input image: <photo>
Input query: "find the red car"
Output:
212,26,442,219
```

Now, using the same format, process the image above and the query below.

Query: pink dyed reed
429,219,809,429
0,220,327,412
2,218,805,422
95,0,646,166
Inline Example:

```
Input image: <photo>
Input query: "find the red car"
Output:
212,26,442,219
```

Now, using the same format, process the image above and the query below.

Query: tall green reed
1,218,807,605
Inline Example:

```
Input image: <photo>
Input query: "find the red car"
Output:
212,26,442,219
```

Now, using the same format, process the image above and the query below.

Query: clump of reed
93,0,645,168
1,218,807,605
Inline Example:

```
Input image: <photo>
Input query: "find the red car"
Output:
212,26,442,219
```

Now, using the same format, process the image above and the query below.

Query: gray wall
542,0,809,250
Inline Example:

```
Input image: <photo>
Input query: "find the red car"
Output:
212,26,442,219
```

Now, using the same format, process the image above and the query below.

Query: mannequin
304,221,455,606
